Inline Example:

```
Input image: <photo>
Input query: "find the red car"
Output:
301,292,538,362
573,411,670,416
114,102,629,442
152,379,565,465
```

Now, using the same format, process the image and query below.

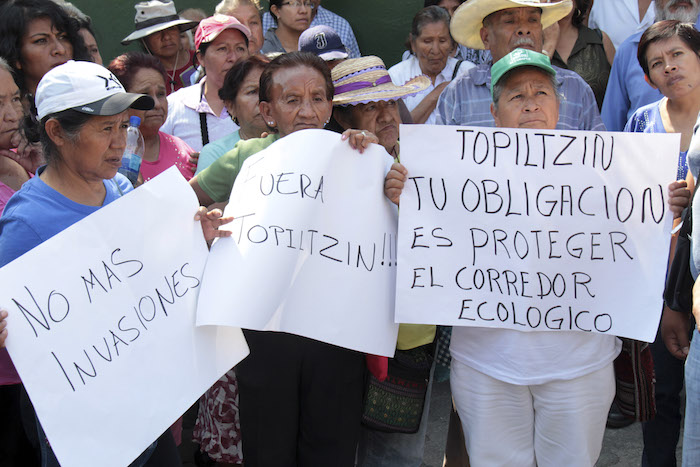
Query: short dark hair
0,0,90,95
259,51,333,103
108,52,168,92
39,109,92,165
571,0,592,28
219,54,270,102
638,20,700,80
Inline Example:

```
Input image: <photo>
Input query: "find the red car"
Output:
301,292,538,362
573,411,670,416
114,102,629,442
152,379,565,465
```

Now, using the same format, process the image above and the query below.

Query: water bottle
119,116,144,185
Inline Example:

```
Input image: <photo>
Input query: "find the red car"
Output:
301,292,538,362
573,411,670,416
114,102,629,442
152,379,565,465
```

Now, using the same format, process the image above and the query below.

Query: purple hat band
334,74,392,95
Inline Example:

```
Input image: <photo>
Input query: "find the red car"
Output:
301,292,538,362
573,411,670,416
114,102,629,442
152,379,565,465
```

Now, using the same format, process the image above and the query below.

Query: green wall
70,0,424,68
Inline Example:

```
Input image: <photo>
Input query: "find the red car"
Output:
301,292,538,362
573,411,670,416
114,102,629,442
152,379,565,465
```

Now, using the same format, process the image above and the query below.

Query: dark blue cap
298,25,348,61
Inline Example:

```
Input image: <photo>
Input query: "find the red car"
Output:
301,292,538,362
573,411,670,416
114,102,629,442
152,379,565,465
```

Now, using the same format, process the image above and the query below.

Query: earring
268,121,275,126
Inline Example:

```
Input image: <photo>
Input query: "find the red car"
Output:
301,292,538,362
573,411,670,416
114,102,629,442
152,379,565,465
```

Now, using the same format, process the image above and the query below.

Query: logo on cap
314,32,327,49
98,73,124,91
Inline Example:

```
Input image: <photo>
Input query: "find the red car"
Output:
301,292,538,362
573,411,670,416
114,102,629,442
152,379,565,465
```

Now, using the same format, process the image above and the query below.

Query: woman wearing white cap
0,60,233,467
160,14,251,152
122,0,200,95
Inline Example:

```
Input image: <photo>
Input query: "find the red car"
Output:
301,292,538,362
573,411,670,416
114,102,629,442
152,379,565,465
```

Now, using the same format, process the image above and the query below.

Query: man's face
480,7,543,62
655,0,700,22
349,100,401,154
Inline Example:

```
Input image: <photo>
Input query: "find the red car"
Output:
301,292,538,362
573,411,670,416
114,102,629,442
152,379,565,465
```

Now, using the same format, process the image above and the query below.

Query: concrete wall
69,0,424,68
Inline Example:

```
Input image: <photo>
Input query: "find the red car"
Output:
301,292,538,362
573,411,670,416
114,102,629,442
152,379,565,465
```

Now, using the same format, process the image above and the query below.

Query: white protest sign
197,129,399,356
396,125,679,343
1,168,249,467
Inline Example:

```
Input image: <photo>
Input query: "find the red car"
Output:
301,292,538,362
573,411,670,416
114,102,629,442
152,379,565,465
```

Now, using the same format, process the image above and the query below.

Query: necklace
166,48,180,88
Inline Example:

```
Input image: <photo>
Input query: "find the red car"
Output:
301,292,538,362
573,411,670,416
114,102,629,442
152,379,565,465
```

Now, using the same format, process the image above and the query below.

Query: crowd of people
0,0,699,466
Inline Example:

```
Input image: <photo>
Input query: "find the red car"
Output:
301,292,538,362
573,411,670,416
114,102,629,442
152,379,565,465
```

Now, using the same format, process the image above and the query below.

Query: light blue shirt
435,63,605,131
601,14,700,132
196,130,241,175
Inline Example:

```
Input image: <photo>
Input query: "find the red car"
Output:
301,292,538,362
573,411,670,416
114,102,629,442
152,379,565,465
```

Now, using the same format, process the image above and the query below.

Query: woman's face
127,67,168,138
271,1,312,33
79,28,102,65
438,0,462,17
227,4,264,55
228,66,266,137
199,29,250,90
55,112,130,182
259,65,332,138
645,36,700,100
492,68,559,130
18,17,73,93
0,69,22,150
144,26,181,61
412,21,452,79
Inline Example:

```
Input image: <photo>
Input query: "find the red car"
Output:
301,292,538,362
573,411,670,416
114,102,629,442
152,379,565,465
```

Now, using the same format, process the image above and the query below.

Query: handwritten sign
0,168,249,467
396,125,679,342
197,129,399,356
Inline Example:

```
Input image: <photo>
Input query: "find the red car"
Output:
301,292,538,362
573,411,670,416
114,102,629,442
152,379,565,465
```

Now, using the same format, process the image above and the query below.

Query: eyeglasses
280,1,314,9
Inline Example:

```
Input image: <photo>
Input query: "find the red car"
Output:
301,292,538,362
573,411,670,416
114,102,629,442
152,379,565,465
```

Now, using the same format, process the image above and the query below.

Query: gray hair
492,67,561,109
0,57,13,76
215,0,262,14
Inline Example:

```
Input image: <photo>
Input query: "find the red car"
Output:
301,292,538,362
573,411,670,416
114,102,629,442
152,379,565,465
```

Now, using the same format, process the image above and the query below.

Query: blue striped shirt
435,63,605,131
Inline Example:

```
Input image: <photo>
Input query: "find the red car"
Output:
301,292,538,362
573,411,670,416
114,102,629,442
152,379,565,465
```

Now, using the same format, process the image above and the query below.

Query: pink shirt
140,132,195,182
0,172,31,385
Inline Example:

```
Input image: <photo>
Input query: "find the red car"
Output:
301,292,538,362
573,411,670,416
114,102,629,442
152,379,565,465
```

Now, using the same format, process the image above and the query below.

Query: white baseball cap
35,61,154,120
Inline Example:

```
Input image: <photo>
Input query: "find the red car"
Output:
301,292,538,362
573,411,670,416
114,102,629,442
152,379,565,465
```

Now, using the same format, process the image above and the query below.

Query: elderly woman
389,6,474,124
0,60,232,466
196,54,269,174
261,0,312,54
0,58,34,466
385,49,620,466
332,56,439,467
216,0,266,56
121,0,199,95
0,0,90,98
190,51,376,466
161,14,250,152
108,52,196,182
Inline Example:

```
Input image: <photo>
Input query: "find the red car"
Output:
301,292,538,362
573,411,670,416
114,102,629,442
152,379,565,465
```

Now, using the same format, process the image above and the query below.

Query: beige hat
451,0,572,50
122,1,199,45
332,56,430,106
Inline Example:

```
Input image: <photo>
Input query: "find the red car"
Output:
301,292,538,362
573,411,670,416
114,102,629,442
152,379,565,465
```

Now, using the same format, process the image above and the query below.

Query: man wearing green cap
385,48,619,466
435,0,604,131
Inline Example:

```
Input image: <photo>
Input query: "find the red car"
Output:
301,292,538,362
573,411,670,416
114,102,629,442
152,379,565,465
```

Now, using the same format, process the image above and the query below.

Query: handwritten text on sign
0,168,249,467
197,129,399,357
395,125,679,342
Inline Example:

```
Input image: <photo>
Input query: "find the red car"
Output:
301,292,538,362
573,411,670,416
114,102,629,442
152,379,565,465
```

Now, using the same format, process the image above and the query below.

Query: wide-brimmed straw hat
121,1,199,45
451,0,572,50
332,56,430,106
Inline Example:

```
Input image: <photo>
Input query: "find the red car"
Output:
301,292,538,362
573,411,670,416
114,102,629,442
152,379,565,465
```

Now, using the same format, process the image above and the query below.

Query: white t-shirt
588,0,655,50
450,326,621,385
388,55,474,124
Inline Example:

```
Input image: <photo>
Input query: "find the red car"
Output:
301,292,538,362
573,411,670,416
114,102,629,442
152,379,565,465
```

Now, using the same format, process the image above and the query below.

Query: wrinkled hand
195,206,233,247
188,152,200,174
6,131,45,174
384,162,407,206
341,129,378,154
0,309,7,349
668,180,691,219
661,305,690,359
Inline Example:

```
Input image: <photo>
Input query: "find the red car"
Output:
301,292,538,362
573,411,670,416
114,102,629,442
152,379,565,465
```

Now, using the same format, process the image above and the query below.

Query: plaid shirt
262,6,360,58
436,63,605,131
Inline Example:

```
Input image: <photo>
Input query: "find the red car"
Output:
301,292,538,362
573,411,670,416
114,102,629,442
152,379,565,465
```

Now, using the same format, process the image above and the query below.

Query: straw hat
451,0,573,50
122,1,199,45
332,56,430,106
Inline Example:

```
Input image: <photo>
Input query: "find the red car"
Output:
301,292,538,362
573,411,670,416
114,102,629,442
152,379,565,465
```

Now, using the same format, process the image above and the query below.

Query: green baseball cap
490,48,555,98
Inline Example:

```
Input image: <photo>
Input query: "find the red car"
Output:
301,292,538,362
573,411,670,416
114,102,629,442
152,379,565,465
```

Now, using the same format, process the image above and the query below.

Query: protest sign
0,168,249,467
197,129,399,356
396,125,679,342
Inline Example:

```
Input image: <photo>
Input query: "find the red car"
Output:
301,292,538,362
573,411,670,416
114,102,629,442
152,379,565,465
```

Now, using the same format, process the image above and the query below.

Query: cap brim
72,93,154,116
451,0,572,49
333,75,431,106
122,19,198,45
318,50,349,61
